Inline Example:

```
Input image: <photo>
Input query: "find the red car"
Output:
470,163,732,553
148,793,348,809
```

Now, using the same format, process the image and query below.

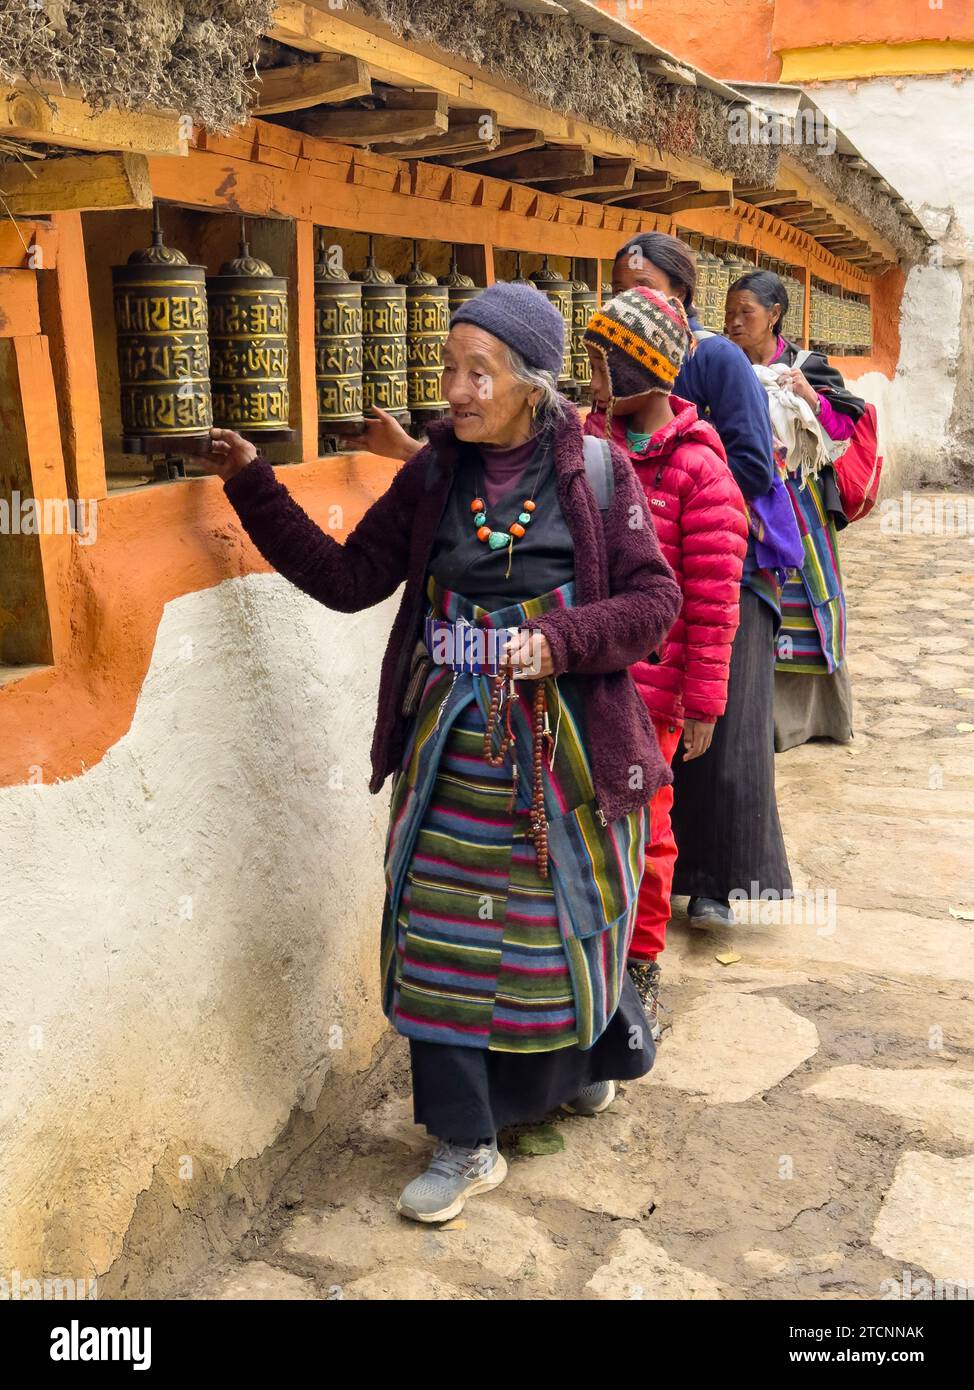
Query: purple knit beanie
449,281,565,376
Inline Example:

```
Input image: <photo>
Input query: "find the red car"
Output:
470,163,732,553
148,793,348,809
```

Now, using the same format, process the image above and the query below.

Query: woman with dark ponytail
611,232,791,928
725,269,866,751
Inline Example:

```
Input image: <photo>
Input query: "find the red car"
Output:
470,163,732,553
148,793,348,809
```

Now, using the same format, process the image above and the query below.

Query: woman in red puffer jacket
584,287,748,1033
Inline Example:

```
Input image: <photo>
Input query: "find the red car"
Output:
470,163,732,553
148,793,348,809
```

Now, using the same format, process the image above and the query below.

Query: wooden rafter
592,174,673,205
653,188,734,214
255,55,372,114
475,147,592,183
0,152,152,215
297,92,448,144
735,187,798,207
374,114,500,159
544,159,635,197
436,129,545,167
778,153,900,267
0,87,185,156
268,4,729,194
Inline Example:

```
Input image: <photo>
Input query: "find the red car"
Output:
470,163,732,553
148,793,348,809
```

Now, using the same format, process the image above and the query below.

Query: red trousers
629,718,683,962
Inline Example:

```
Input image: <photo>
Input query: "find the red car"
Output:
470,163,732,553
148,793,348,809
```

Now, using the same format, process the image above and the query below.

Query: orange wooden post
0,335,73,670
801,263,812,347
456,243,494,288
294,219,319,462
39,212,107,501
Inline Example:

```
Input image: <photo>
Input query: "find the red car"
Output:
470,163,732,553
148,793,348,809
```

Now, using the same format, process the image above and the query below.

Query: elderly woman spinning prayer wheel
203,282,680,1224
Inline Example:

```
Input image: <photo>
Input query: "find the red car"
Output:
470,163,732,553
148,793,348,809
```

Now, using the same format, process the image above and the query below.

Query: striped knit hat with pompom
583,286,694,399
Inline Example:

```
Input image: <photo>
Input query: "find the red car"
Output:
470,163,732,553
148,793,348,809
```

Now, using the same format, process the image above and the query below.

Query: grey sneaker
561,1079,616,1116
397,1138,508,1223
627,959,662,1041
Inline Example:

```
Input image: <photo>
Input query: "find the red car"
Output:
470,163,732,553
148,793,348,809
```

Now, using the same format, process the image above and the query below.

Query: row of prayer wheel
113,215,612,449
508,254,597,393
112,212,290,447
691,242,808,343
810,285,873,354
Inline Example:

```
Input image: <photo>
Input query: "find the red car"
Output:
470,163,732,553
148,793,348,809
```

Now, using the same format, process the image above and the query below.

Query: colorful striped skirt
380,576,646,1054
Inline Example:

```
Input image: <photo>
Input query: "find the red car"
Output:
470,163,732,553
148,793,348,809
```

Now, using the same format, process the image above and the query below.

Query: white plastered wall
809,74,974,487
0,574,397,1281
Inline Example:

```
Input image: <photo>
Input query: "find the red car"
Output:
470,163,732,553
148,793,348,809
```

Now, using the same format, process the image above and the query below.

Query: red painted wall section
594,0,779,82
772,0,974,51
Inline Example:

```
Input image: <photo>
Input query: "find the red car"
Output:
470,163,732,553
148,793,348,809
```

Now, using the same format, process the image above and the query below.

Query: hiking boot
397,1138,507,1223
627,959,662,1041
561,1079,616,1116
687,895,733,927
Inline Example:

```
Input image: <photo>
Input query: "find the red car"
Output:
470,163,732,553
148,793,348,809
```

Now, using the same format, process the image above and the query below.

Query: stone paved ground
183,498,974,1301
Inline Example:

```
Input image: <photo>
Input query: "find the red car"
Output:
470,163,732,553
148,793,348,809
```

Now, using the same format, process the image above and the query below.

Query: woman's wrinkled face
611,250,680,299
441,323,537,447
725,289,780,357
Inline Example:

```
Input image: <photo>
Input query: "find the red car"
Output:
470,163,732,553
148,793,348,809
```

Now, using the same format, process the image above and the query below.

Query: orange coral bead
470,497,485,513
509,523,526,538
477,525,492,542
522,499,536,512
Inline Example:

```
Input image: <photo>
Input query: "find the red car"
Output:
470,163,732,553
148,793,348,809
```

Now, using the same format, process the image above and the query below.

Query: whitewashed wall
0,574,397,1283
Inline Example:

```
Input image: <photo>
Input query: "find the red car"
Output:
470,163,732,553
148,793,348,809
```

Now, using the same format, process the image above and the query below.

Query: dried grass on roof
0,0,273,133
355,0,918,258
355,0,778,180
792,144,924,262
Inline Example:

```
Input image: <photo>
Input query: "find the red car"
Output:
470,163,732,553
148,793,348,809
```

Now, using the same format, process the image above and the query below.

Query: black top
428,435,576,611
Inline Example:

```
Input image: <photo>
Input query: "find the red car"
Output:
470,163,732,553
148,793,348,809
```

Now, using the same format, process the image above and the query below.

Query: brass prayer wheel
314,238,363,431
112,208,212,446
439,247,480,317
570,263,597,389
207,220,290,433
710,249,730,332
400,243,449,416
352,239,409,423
699,243,722,331
779,263,804,342
530,257,573,387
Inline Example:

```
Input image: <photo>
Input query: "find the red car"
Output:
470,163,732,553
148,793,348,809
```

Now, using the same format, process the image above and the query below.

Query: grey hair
503,345,567,430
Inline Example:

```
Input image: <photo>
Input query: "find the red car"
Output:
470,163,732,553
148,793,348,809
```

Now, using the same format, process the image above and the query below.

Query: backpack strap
582,434,615,513
793,348,813,371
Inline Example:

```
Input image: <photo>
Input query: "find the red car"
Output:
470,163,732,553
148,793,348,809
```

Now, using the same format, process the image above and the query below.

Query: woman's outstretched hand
202,428,258,482
362,407,423,462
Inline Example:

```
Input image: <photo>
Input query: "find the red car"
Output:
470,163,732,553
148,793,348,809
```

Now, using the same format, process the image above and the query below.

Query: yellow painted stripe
779,41,974,83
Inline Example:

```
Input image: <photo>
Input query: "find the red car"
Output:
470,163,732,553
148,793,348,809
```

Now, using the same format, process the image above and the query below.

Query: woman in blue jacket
612,232,791,927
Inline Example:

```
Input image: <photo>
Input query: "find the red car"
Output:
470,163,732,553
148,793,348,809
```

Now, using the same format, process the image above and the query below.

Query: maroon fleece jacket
222,405,681,822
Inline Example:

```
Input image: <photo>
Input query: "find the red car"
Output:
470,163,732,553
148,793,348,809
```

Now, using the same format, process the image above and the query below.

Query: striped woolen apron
776,472,846,676
379,577,645,1054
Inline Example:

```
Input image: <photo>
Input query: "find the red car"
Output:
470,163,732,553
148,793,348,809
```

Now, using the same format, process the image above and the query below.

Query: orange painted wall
773,0,974,52
596,0,778,81
598,0,974,80
0,453,398,789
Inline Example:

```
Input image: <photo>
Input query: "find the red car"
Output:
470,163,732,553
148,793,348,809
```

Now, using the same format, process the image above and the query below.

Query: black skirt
409,975,655,1144
670,588,792,900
